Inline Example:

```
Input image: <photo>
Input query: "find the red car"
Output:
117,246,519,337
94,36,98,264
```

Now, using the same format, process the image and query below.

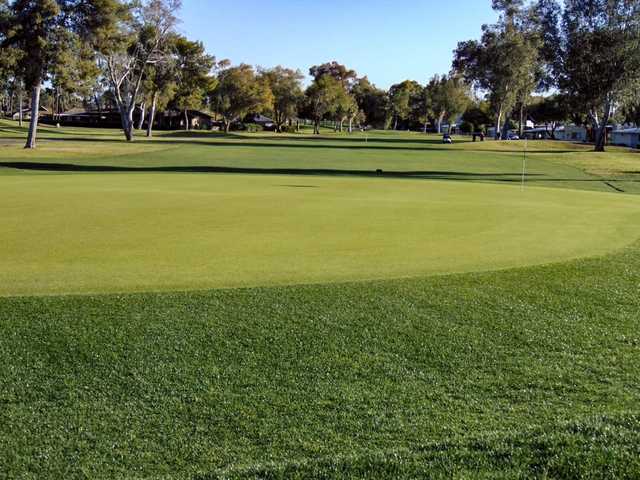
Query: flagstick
521,138,528,191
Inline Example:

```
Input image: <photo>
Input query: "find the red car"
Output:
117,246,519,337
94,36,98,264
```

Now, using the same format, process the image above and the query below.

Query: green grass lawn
1,121,640,478
2,172,640,296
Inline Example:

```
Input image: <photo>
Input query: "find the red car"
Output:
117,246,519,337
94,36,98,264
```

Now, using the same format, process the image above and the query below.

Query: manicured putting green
2,173,640,296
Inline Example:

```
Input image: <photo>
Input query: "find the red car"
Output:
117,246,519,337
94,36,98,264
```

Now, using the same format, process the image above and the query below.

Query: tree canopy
0,0,638,149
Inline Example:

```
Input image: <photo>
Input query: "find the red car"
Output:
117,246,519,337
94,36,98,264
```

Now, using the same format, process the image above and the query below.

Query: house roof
612,128,640,134
13,105,50,114
248,114,274,124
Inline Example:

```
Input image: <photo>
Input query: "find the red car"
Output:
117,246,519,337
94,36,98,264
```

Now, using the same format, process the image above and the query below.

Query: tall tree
528,94,570,139
556,0,640,151
98,0,181,141
211,64,273,133
425,74,471,133
1,0,122,148
388,80,422,130
172,36,214,130
304,74,343,135
50,37,100,119
259,66,304,132
453,2,540,139
461,100,494,133
332,89,357,132
142,51,177,137
351,77,388,129
309,61,357,88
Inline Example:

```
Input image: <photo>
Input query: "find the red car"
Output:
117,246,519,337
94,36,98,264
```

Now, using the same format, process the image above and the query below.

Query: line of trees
453,0,640,151
0,0,638,151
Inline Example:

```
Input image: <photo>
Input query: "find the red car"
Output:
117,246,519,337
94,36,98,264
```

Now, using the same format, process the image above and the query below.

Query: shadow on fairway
0,160,592,185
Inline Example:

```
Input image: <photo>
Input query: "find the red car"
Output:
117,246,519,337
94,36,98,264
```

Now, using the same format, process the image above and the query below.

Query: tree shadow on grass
0,161,579,184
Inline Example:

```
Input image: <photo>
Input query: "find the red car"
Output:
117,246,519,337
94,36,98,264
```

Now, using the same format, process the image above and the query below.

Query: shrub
459,121,474,134
279,124,298,134
244,123,264,133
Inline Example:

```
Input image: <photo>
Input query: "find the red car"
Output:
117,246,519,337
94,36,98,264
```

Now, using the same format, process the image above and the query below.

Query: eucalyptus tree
425,75,471,133
351,77,388,129
50,37,100,119
259,66,304,132
309,61,357,88
1,0,122,148
142,49,177,137
388,80,422,130
212,64,273,133
309,62,359,132
172,36,215,130
555,0,640,151
453,1,540,139
98,0,182,141
332,89,357,132
528,94,570,139
305,74,343,134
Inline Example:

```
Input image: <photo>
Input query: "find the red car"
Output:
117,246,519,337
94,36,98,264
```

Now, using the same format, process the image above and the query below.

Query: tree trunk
184,109,190,131
137,102,146,130
423,122,428,134
224,120,231,133
437,112,445,134
594,125,607,152
518,104,525,137
501,114,511,140
314,118,320,134
348,117,353,133
494,108,503,140
18,90,23,127
146,92,158,138
393,116,398,131
593,101,612,152
119,105,135,142
24,83,41,149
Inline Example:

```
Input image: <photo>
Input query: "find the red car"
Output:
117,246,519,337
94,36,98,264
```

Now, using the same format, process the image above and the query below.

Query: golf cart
442,134,453,144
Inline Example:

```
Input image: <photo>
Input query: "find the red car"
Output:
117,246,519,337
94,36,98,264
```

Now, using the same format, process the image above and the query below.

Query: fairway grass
2,123,640,478
1,243,640,478
2,173,640,296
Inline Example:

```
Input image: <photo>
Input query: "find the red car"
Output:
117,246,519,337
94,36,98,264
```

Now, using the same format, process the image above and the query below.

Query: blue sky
179,1,499,89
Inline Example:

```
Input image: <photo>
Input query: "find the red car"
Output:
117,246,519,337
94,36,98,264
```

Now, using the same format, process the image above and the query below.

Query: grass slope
1,243,639,478
2,173,640,296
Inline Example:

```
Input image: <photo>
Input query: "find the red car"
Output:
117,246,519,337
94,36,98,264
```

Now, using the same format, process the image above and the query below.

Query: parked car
507,133,520,140
442,134,453,144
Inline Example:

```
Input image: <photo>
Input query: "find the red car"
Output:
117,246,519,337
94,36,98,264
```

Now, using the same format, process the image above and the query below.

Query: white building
561,125,588,142
611,128,640,148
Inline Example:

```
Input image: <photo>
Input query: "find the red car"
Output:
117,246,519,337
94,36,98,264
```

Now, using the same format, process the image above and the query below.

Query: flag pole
521,138,528,191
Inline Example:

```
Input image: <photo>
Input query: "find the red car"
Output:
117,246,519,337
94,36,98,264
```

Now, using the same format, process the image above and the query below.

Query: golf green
2,172,640,296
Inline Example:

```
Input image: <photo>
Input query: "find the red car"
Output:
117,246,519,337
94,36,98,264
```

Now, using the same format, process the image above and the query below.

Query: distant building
42,107,217,131
611,128,640,148
560,125,587,142
243,113,276,130
161,110,215,130
523,126,560,140
12,106,50,121
53,108,123,127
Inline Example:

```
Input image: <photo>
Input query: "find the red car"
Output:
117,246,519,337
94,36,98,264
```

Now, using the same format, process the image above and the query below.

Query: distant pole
521,138,528,191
